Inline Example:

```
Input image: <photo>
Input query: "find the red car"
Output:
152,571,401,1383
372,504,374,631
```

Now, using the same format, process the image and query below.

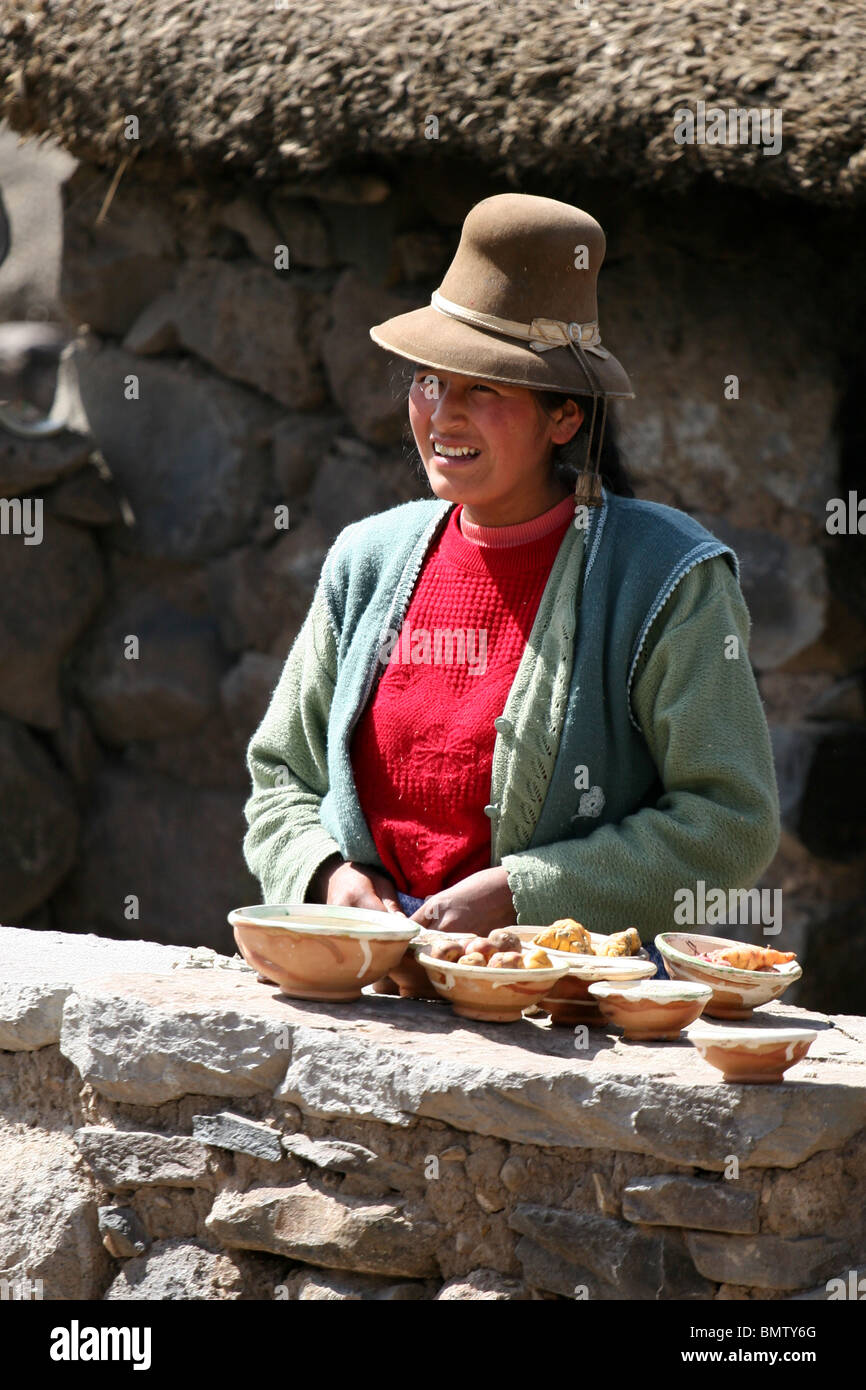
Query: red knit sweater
350,496,574,895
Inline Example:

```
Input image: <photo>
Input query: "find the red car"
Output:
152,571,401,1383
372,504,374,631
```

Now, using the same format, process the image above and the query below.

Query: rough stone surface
192,1111,283,1162
207,523,329,656
282,1134,425,1190
74,1127,213,1190
772,722,866,863
0,927,188,1051
436,1268,528,1301
271,411,340,497
309,449,401,540
98,1205,150,1258
0,429,91,497
622,1176,760,1235
0,718,79,921
124,258,328,409
285,1268,431,1300
51,766,258,948
0,1123,111,1300
47,463,123,525
74,591,224,744
0,513,103,728
220,652,283,748
103,1238,252,1301
685,1232,849,1292
320,271,415,444
59,972,293,1104
73,343,278,560
510,1205,715,1300
207,1182,440,1278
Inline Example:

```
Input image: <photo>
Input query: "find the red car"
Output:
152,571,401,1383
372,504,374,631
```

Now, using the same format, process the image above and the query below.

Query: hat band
431,289,612,359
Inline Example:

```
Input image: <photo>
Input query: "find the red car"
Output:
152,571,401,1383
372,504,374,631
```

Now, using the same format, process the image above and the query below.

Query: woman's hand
309,855,403,914
408,867,516,935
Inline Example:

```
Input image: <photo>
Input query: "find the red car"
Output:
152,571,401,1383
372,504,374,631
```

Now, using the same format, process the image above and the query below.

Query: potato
428,938,464,962
488,951,525,969
464,936,497,961
457,952,488,967
524,948,552,969
487,927,522,953
534,919,592,954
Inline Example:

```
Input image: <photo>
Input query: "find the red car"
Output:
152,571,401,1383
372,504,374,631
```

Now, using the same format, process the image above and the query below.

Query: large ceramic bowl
686,1023,817,1083
587,980,713,1040
516,928,657,1025
228,904,420,1001
416,948,571,1023
656,932,802,1020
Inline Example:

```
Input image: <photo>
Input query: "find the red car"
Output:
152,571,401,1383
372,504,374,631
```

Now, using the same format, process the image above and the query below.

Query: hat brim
369,304,633,398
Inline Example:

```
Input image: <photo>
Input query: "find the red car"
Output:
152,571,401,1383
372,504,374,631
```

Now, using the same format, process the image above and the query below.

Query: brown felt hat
369,193,633,400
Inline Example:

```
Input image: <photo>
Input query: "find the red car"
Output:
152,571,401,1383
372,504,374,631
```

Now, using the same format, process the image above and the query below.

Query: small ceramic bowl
686,1024,817,1083
416,948,571,1023
516,929,656,1025
587,980,713,1040
228,904,420,1001
655,932,802,1020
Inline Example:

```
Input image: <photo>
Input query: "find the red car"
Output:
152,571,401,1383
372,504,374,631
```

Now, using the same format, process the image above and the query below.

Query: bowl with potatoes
516,920,657,1025
416,927,571,1022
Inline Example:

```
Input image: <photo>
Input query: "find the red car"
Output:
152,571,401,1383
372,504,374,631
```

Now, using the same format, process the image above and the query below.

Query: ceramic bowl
416,948,571,1023
587,980,713,1040
228,904,420,1001
516,928,657,1025
655,932,802,1020
686,1023,817,1083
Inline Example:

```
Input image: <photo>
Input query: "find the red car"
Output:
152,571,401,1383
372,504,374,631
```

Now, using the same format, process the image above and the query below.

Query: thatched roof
2,0,865,204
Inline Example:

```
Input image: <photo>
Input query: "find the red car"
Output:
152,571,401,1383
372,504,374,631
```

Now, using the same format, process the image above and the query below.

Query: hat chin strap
430,290,611,359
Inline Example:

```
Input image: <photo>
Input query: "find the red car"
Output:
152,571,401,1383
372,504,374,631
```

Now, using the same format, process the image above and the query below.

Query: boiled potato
428,938,464,962
465,936,498,961
488,951,525,969
524,948,553,969
487,928,522,953
457,952,488,967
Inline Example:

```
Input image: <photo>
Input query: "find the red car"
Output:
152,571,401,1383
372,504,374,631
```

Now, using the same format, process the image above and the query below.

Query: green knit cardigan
244,492,780,938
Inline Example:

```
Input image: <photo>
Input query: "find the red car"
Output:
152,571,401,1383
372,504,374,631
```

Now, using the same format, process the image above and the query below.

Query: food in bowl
525,948,553,969
428,937,465,963
458,951,489,966
597,927,642,957
656,932,803,1020
534,919,592,953
699,945,796,971
416,947,570,1022
488,950,525,969
487,927,523,953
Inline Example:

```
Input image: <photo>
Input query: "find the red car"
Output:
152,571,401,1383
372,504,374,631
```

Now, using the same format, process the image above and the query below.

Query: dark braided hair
534,388,635,498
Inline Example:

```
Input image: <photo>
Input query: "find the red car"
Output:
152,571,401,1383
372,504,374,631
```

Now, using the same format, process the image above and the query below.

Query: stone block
685,1232,848,1291
124,258,328,409
74,1127,212,1190
0,513,103,728
309,450,401,540
98,1206,150,1258
0,717,79,921
515,1236,619,1301
192,1112,283,1162
266,196,334,269
0,429,91,498
272,411,340,497
74,592,223,744
321,270,416,443
47,464,123,525
207,1182,440,1278
772,722,866,863
436,1268,528,1301
0,1125,111,1300
207,523,328,655
288,1268,432,1301
59,970,294,1104
0,926,189,1051
510,1205,714,1300
73,343,277,561
282,1134,425,1190
622,1176,759,1234
103,1238,251,1301
51,765,258,949
220,653,283,747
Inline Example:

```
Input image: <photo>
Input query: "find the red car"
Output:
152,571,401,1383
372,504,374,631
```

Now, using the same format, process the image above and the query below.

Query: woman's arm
493,556,781,933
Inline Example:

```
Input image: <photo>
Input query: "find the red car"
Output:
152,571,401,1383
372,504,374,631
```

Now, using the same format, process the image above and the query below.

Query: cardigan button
493,716,513,735
483,803,499,819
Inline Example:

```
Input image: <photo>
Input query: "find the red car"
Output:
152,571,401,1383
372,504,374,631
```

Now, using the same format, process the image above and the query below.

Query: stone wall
1,155,864,1006
1,928,865,1301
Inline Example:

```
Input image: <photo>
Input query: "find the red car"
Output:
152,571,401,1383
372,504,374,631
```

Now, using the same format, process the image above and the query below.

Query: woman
243,194,780,977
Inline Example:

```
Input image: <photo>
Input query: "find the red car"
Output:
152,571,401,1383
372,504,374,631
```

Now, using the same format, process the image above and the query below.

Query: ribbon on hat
431,290,611,359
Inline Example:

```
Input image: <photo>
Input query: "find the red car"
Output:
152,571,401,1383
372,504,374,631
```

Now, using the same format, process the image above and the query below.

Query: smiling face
408,366,584,527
